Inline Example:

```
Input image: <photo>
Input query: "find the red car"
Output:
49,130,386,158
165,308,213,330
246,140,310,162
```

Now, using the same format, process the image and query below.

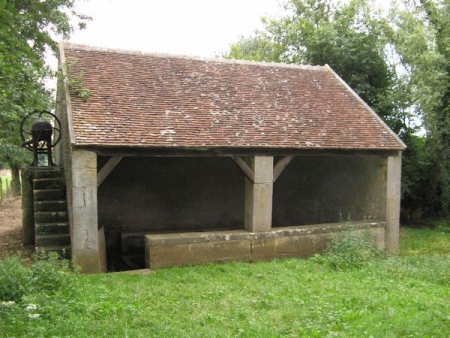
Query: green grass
1,226,450,337
400,219,450,255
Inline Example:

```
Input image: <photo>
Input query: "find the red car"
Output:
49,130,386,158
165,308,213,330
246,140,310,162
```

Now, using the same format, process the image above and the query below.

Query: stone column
244,156,274,232
385,154,402,254
69,149,99,273
21,169,35,245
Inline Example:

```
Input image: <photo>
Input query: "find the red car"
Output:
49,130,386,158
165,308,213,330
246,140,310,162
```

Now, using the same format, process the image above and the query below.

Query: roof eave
324,64,407,150
72,144,403,158
58,42,77,146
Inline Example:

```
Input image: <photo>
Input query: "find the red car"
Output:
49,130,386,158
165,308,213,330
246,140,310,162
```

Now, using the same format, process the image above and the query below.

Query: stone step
35,234,71,247
34,200,67,212
36,222,70,235
33,178,65,190
34,211,68,224
35,245,71,259
33,189,66,201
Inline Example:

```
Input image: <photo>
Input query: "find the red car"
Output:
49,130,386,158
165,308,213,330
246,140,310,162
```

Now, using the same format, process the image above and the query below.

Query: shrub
314,222,385,271
30,251,77,294
0,256,33,302
0,252,78,302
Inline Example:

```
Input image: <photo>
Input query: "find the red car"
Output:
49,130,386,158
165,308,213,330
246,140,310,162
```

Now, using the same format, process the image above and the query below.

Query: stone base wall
145,222,386,269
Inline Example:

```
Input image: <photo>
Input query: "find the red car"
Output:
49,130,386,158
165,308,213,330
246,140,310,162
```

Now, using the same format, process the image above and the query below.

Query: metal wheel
20,110,61,151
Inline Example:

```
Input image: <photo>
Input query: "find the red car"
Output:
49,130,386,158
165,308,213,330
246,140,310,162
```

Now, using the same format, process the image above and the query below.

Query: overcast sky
68,0,285,58
68,0,392,58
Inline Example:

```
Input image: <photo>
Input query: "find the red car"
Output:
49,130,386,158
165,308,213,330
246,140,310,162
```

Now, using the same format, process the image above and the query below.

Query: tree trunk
10,164,21,196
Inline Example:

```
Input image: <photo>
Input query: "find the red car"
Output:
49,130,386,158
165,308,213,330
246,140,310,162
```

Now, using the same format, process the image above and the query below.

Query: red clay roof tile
60,43,405,151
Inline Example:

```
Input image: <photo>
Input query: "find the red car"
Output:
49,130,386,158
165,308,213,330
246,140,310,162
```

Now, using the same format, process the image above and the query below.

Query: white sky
68,0,285,58
68,0,392,58
46,0,390,89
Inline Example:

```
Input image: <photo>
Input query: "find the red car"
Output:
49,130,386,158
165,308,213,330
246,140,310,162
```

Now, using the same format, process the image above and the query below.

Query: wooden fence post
5,177,9,198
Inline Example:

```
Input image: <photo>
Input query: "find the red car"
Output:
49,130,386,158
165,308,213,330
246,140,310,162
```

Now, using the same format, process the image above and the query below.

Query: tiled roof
60,43,405,151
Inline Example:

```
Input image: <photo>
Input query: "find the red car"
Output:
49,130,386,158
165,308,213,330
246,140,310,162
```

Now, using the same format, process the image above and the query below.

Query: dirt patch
0,197,34,261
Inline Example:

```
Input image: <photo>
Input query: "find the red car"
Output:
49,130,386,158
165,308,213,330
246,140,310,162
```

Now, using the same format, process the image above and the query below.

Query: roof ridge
61,41,325,71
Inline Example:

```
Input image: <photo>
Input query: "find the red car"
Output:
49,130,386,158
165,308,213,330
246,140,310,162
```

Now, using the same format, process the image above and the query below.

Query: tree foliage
227,0,450,219
390,0,450,216
228,0,408,134
0,0,89,193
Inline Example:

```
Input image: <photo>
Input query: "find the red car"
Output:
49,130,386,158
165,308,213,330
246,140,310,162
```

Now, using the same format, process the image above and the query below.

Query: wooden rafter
97,156,123,187
231,156,255,183
273,156,294,183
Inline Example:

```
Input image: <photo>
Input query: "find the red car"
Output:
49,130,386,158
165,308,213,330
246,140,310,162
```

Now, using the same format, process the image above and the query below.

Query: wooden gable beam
97,156,123,187
231,156,255,183
232,156,294,183
273,156,294,183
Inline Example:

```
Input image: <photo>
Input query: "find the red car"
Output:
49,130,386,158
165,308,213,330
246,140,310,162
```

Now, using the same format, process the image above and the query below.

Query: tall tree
227,0,445,220
420,0,450,214
389,0,450,216
0,0,89,194
228,0,410,135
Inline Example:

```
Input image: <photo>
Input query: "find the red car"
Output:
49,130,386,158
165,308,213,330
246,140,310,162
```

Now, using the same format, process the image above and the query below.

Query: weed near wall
0,256,32,302
313,221,386,271
0,252,78,302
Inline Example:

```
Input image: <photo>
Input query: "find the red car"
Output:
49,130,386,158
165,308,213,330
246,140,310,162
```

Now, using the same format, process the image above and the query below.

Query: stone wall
98,156,245,253
146,222,386,269
273,155,386,225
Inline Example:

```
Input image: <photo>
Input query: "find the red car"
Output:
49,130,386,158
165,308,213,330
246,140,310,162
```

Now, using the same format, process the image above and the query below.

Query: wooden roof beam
231,156,255,183
273,156,294,183
97,156,123,187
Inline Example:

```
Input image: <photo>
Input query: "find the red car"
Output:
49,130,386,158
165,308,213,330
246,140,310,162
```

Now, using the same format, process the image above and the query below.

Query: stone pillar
244,156,274,232
385,154,402,254
21,169,35,245
69,149,99,273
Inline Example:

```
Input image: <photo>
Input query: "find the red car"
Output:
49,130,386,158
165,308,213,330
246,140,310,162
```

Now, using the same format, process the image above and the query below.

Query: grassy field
1,225,450,337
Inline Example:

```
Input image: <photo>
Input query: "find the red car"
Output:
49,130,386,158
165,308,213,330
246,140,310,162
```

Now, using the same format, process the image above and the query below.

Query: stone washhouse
51,43,405,273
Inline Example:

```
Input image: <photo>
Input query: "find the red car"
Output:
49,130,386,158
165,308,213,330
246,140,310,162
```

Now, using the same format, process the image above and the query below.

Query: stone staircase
33,177,70,257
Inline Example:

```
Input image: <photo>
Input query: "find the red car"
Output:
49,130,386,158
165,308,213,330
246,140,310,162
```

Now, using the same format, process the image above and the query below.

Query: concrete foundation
145,221,386,269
